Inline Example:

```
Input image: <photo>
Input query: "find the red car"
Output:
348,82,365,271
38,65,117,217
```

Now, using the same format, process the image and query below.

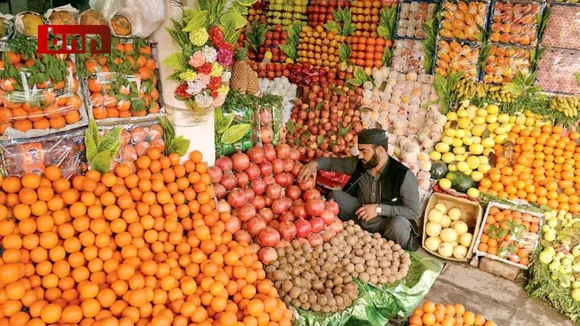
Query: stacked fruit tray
265,0,308,28
395,1,438,40
434,0,489,79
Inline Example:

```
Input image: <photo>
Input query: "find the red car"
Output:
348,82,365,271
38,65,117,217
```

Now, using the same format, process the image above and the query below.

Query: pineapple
231,48,249,93
246,67,259,95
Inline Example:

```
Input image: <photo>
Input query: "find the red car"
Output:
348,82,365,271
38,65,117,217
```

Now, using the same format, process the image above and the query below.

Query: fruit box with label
423,192,483,262
473,201,544,269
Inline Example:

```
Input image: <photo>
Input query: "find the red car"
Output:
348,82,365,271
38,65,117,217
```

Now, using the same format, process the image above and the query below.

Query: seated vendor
298,128,420,251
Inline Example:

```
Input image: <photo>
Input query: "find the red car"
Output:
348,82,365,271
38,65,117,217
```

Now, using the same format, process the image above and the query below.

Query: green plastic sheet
291,252,444,326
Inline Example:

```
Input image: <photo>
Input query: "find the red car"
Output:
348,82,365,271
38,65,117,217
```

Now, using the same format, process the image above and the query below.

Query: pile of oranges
478,125,580,213
409,300,497,326
0,149,292,325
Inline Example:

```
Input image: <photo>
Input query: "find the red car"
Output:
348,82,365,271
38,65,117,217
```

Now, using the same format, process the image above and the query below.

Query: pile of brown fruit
265,221,412,312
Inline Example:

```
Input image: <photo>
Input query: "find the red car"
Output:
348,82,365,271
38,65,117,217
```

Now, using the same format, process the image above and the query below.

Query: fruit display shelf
395,1,438,40
351,0,400,37
297,25,347,70
307,0,352,27
265,0,309,28
434,39,481,79
482,44,532,84
439,0,489,42
489,1,543,47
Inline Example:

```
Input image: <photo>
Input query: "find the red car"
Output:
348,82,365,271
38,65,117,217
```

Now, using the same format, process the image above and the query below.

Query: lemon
457,118,471,129
482,137,495,148
525,117,535,126
448,164,457,172
457,109,467,118
472,125,486,136
454,154,466,162
471,171,484,182
469,144,484,155
466,105,478,118
457,161,469,173
265,51,273,59
462,136,473,146
478,156,489,164
498,113,510,123
439,178,452,190
444,129,456,137
435,143,450,153
486,115,498,124
471,136,481,144
478,163,491,174
453,146,466,155
442,152,455,164
455,129,465,138
442,136,454,145
476,108,488,117
501,122,512,130
473,117,486,125
494,134,508,144
452,138,463,148
467,156,480,169
483,148,494,156
494,126,507,135
429,151,442,161
447,112,458,121
509,116,517,124
486,104,499,114
467,188,480,198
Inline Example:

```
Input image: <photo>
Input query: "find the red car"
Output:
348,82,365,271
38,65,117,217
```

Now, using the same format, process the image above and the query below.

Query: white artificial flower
202,46,217,63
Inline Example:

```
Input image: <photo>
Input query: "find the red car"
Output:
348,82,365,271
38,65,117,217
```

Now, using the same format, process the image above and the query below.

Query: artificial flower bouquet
164,0,256,113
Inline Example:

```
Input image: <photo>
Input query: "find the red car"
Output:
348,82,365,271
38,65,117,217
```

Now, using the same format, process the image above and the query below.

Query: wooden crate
422,193,483,262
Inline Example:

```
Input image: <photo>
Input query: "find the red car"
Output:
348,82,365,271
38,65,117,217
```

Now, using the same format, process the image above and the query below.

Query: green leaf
97,127,123,152
182,11,208,32
338,125,352,136
294,138,302,146
354,67,367,82
382,47,392,67
220,10,247,30
324,21,341,33
131,98,146,113
338,44,351,63
91,151,114,174
217,113,235,133
221,124,251,144
197,0,209,11
163,52,188,71
286,121,296,134
347,78,363,86
235,0,257,6
85,120,99,162
575,73,580,87
315,100,326,110
246,20,268,52
169,136,191,156
317,135,324,145
279,44,297,61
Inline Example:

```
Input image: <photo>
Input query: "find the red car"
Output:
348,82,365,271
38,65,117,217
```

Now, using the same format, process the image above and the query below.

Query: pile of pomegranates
285,83,363,161
209,143,344,264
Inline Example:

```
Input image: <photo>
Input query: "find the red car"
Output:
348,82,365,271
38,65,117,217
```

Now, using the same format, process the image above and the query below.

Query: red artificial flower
209,26,225,44
211,90,220,98
175,83,192,99
197,63,212,75
208,77,221,91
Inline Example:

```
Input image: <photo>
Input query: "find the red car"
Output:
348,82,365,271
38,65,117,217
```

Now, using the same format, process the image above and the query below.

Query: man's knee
385,215,411,230
382,216,412,245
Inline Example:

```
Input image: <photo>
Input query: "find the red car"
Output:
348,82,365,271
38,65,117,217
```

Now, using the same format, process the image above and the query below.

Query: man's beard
362,153,379,169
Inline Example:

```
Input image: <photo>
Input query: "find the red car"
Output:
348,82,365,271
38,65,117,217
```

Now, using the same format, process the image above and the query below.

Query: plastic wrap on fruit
542,5,580,51
45,4,79,25
490,1,541,46
536,48,580,95
14,11,46,39
0,14,14,42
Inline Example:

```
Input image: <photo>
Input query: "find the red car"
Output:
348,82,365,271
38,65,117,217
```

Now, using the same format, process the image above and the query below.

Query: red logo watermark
38,25,112,55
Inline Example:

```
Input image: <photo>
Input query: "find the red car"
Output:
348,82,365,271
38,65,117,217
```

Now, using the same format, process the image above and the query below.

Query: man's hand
356,204,378,221
298,161,318,183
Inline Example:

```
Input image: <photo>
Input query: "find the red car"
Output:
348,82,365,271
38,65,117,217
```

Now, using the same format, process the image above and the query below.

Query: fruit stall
1,0,580,325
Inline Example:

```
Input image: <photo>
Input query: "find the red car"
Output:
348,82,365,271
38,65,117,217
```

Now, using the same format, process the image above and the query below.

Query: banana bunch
550,96,580,117
487,84,516,103
453,78,487,101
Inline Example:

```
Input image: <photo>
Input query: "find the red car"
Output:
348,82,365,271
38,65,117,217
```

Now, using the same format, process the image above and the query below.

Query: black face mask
362,150,379,169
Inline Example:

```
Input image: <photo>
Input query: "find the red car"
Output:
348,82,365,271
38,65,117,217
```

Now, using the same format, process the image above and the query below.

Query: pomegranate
292,205,308,219
232,152,250,171
225,216,241,234
251,196,266,210
258,247,278,264
263,175,276,185
237,204,256,222
245,163,261,181
303,189,321,201
215,156,233,171
321,210,336,225
259,161,273,176
247,146,265,164
207,166,223,184
271,199,290,215
235,171,249,188
279,211,295,222
275,143,291,159
258,208,274,221
278,221,297,241
214,184,226,200
247,216,267,236
272,159,284,174
257,227,281,247
234,229,251,243
310,217,325,233
283,159,294,172
298,178,315,191
285,186,302,200
326,200,340,215
263,144,276,161
265,184,282,199
227,189,247,208
220,173,237,191
305,198,325,217
295,219,312,238
250,179,267,195
307,233,324,247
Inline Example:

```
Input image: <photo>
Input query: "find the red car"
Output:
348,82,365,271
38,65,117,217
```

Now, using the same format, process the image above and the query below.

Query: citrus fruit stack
479,125,580,213
409,300,497,326
0,149,292,325
83,40,161,121
0,40,83,135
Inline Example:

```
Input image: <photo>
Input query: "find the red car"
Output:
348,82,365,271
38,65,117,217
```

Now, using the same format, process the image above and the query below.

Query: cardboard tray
472,201,544,270
422,192,483,262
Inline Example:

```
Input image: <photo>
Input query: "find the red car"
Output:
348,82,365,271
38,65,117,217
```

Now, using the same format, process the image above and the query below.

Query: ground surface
389,250,576,325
